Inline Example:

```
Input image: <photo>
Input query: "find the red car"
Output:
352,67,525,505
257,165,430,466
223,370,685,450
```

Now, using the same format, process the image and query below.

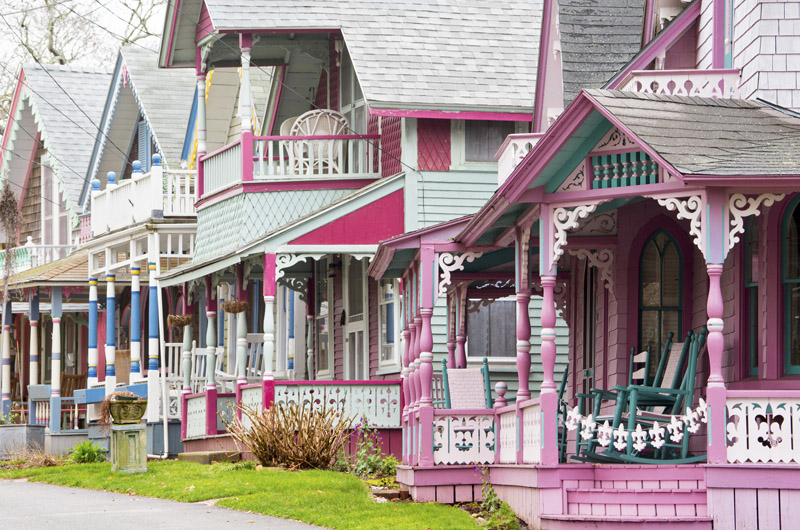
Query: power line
0,0,79,17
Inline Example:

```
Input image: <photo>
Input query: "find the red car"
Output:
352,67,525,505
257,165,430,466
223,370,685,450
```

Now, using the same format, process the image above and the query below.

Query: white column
49,287,63,432
130,264,143,381
88,277,99,386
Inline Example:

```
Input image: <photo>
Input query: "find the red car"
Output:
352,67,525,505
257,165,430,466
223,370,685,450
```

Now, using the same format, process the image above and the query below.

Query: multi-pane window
464,121,516,162
744,217,759,376
782,198,800,374
639,230,682,357
315,258,331,376
466,298,516,358
379,280,399,367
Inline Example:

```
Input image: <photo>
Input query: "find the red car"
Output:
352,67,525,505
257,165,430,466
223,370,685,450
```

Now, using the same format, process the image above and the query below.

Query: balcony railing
91,156,196,236
200,132,382,198
0,238,75,277
619,69,741,98
495,133,544,186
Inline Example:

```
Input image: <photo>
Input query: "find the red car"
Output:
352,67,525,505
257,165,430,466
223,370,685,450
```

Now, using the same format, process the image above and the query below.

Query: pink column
455,287,467,368
401,366,410,465
540,274,559,464
401,328,411,410
706,263,728,463
516,292,532,400
419,308,434,406
446,294,457,369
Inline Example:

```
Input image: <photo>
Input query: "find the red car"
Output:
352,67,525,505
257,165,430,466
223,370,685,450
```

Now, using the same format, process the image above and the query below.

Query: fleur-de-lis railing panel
727,396,800,464
239,386,263,431
433,414,496,465
273,383,401,428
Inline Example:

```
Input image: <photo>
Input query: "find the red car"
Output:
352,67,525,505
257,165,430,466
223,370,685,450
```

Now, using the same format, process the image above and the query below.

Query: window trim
743,216,759,377
781,195,800,375
343,256,369,380
314,257,334,380
465,296,518,363
378,279,401,372
638,229,683,355
449,120,526,171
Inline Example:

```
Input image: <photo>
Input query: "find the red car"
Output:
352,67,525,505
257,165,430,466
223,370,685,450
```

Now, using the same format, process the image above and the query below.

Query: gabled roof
559,0,647,105
83,46,196,204
459,89,800,246
161,0,543,114
1,64,110,216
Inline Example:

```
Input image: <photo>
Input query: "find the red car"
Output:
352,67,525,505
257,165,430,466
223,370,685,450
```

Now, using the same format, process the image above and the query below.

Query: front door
344,256,368,380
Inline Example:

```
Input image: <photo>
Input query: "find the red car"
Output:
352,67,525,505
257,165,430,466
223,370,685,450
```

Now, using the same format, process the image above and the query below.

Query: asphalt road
0,479,323,529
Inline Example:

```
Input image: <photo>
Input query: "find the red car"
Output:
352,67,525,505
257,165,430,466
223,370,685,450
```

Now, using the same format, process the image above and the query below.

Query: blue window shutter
138,119,151,171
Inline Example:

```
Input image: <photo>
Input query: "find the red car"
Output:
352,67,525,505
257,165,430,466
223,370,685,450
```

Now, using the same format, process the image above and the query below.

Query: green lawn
0,461,477,530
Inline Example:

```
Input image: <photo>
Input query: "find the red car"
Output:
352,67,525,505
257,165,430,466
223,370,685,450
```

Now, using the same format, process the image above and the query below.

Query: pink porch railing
200,131,382,198
619,68,741,98
181,379,402,440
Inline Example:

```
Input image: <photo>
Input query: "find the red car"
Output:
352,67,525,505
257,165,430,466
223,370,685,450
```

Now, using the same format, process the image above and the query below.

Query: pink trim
205,386,218,436
165,0,181,67
705,464,800,489
532,0,555,132
0,69,26,169
18,131,40,211
566,489,706,505
642,0,656,47
368,107,532,122
253,134,380,141
241,131,253,181
276,380,401,386
266,66,286,135
239,32,252,50
682,175,800,185
726,389,800,398
432,408,494,416
727,377,800,390
195,1,215,43
195,179,371,209
712,0,725,68
606,0,702,89
218,28,337,35
263,254,276,297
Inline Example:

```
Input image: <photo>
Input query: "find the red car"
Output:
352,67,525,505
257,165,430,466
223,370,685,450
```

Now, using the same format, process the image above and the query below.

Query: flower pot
109,399,147,425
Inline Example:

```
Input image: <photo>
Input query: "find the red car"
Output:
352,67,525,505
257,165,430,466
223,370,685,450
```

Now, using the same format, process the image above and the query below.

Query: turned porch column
263,254,276,406
239,33,254,182
515,225,533,401
88,278,99,386
235,263,248,388
538,207,559,465
455,284,467,369
29,289,39,387
49,288,62,433
305,279,314,380
146,260,160,423
1,301,12,417
195,50,207,197
446,291,456,369
417,246,436,466
130,265,143,381
181,284,193,396
205,276,217,391
105,273,116,395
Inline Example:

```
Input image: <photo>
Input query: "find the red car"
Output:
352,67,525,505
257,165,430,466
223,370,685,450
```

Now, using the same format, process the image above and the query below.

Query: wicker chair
289,109,349,175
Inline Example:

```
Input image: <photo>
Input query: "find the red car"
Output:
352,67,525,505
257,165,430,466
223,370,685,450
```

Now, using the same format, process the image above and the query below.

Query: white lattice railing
273,382,401,428
0,239,75,277
184,394,206,439
433,411,496,465
522,399,542,464
202,140,242,196
727,391,800,465
498,408,517,464
252,135,380,179
496,133,544,186
91,162,196,235
619,69,741,98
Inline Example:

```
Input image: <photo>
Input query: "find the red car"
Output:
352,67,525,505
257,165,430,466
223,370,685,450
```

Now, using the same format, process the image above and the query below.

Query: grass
0,460,478,530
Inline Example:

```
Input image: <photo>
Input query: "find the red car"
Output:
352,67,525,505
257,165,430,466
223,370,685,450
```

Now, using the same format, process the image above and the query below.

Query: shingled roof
22,65,111,208
559,0,646,106
199,0,543,113
588,90,800,176
121,46,197,165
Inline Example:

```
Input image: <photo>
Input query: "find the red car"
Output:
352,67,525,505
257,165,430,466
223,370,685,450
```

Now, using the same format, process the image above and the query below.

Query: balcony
91,156,196,236
0,238,76,277
495,133,544,186
619,69,741,98
201,131,382,198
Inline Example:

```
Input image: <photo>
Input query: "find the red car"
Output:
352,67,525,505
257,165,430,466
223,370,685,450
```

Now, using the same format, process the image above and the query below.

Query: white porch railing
432,411,496,465
726,390,800,465
274,382,401,428
91,158,196,235
521,399,542,464
0,238,75,277
619,69,741,98
252,134,380,179
498,408,517,464
495,133,544,186
203,140,243,195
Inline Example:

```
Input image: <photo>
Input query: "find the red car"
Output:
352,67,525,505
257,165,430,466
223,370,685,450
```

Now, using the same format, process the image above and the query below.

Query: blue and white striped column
147,261,160,423
88,277,99,386
49,287,62,432
105,274,116,395
1,301,11,417
130,265,143,381
29,289,39,386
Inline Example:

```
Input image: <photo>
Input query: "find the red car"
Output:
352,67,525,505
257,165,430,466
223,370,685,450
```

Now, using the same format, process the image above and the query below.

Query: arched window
782,196,800,374
639,230,682,355
744,217,759,376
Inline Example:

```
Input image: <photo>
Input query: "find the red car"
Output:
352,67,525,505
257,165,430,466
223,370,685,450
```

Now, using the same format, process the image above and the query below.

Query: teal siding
417,169,499,228
194,188,356,260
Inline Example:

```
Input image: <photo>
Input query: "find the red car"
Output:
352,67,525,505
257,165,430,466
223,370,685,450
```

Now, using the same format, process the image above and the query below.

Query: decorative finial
132,160,142,173
494,382,508,408
106,171,117,185
91,178,100,191
152,153,161,166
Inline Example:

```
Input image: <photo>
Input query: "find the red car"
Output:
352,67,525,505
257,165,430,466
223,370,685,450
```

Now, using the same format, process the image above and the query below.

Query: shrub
351,416,398,478
226,402,352,470
475,466,519,530
70,440,107,464
0,412,20,425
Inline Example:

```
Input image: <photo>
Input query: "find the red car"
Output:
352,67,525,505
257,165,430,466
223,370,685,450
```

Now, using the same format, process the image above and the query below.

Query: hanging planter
167,314,194,328
221,300,249,314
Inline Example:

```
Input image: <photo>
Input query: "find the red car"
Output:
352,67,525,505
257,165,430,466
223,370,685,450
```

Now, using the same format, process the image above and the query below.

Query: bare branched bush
226,402,352,470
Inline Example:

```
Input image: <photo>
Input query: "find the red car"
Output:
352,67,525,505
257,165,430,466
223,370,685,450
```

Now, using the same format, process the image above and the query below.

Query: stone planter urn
109,397,147,425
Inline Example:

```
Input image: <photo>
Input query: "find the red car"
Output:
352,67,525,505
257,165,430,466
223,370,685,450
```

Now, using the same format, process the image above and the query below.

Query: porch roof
7,250,88,289
158,173,406,287
459,89,800,246
160,0,543,114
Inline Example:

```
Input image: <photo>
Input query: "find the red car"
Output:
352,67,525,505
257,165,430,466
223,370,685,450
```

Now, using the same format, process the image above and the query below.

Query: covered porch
369,90,800,528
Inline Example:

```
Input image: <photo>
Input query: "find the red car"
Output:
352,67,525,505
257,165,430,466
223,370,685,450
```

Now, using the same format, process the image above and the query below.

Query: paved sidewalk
0,479,323,529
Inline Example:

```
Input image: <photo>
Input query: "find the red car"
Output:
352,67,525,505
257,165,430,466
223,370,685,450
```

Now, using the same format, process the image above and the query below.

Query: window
782,197,800,374
41,161,70,251
466,298,516,358
379,280,400,369
639,230,682,357
464,121,516,162
744,217,759,376
582,263,597,405
315,258,332,377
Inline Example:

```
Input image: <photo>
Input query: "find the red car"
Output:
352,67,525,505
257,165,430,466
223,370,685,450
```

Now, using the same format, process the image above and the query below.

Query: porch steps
541,514,712,529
